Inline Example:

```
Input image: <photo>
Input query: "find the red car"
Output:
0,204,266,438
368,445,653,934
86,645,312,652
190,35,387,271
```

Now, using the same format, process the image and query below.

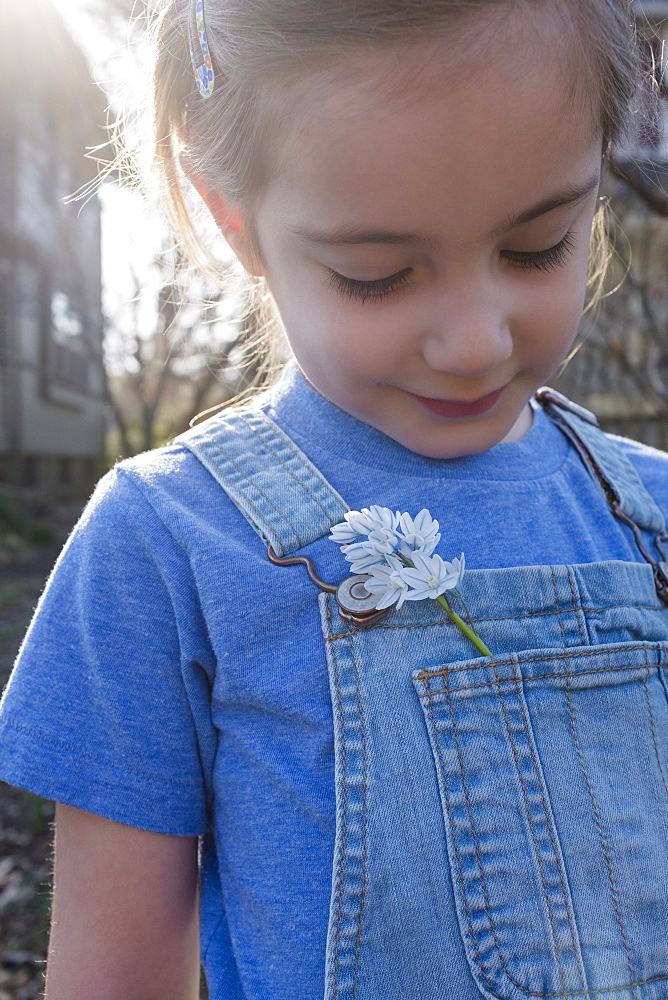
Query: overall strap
536,387,668,603
536,387,665,533
175,406,349,557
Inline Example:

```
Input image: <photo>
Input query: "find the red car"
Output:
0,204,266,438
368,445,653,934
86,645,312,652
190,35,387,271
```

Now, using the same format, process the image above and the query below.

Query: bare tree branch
609,157,668,217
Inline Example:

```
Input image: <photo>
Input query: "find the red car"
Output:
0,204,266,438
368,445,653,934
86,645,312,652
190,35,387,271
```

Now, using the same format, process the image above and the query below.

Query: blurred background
0,0,666,996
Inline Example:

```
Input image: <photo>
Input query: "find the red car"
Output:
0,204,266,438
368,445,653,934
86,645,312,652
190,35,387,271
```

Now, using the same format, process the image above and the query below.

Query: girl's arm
45,803,201,1000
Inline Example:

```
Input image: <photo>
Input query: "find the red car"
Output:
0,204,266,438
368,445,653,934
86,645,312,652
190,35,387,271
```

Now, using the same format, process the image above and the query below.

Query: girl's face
244,12,603,458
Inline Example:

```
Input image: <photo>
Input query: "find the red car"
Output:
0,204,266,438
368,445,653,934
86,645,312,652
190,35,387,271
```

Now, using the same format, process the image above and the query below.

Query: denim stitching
246,413,347,518
418,675,668,998
327,621,457,641
416,644,665,680
567,567,587,647
551,567,568,648
454,590,477,635
348,636,369,1000
642,648,668,800
328,599,347,999
563,654,637,998
473,973,668,999
203,437,306,547
422,672,492,986
425,672,586,1000
211,428,310,545
326,607,666,641
419,661,667,697
327,604,369,1000
444,673,514,986
512,666,585,989
492,659,569,995
239,413,347,522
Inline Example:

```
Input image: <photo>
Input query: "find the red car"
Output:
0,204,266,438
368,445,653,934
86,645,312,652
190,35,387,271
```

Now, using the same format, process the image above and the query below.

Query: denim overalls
180,389,668,1000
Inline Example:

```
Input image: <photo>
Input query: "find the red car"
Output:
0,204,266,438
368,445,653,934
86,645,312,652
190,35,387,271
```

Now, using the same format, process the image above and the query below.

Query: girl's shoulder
109,436,220,509
111,395,275,505
86,408,272,564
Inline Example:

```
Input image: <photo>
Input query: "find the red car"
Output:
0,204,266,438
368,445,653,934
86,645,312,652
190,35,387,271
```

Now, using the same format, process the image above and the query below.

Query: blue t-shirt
1,363,667,999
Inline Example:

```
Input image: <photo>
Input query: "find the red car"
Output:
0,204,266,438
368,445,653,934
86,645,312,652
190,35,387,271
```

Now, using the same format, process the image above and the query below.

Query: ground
0,538,65,999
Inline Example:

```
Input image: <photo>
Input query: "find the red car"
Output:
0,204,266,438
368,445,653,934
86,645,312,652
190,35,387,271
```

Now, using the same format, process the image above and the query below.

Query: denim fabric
181,394,668,1000
322,565,668,1000
2,368,668,1000
181,408,348,555
538,388,667,535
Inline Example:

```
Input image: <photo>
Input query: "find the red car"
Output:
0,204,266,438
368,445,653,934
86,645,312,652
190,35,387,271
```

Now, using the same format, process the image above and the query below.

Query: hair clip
188,0,215,99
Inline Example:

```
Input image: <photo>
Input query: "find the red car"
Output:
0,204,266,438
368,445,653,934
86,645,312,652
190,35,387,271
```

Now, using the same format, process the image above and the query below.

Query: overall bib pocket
413,640,668,1000
178,398,668,1000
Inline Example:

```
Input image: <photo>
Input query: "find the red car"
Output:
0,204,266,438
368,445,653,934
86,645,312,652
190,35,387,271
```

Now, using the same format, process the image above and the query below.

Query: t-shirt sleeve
0,466,212,836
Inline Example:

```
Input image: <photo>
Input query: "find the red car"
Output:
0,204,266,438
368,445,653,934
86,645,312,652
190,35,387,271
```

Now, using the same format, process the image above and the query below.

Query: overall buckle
267,548,390,628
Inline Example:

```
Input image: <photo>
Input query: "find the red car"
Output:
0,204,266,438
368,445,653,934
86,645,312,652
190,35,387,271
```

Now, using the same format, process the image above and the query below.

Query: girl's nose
420,292,514,378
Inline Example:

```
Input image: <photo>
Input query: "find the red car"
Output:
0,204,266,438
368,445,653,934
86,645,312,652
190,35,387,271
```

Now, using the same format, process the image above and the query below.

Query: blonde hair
149,0,644,385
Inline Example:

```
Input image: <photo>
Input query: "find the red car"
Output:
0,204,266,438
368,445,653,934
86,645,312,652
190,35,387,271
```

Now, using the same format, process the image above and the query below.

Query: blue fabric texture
536,386,667,534
1,362,668,1000
179,407,349,555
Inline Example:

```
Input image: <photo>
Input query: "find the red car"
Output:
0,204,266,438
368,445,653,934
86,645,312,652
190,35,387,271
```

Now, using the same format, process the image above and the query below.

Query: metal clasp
267,547,389,628
335,575,390,628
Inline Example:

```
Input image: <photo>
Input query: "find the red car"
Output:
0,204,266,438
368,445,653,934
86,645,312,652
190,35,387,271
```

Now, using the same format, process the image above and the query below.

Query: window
51,292,83,344
48,291,89,392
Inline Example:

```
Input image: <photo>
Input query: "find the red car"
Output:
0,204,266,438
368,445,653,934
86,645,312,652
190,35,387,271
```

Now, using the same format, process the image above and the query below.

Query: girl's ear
190,178,265,276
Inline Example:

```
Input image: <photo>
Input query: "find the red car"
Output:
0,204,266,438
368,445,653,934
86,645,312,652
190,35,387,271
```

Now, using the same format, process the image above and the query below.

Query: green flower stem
397,552,491,656
436,595,492,657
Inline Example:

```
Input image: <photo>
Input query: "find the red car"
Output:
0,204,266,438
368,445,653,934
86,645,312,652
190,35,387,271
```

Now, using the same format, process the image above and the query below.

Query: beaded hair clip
188,0,215,98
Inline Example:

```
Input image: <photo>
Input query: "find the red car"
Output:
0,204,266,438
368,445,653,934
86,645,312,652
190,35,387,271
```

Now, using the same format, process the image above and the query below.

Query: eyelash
502,232,576,273
328,232,576,304
328,268,412,305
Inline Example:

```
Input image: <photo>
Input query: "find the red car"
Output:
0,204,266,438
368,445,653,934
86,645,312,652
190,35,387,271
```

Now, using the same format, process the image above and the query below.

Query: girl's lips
409,385,506,418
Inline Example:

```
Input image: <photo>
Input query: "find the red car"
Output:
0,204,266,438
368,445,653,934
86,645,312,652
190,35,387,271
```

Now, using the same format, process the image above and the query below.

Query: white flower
330,519,365,546
401,551,466,601
356,506,399,532
365,527,401,556
397,508,441,557
341,539,387,574
330,505,398,546
329,512,370,546
364,555,410,609
328,507,486,651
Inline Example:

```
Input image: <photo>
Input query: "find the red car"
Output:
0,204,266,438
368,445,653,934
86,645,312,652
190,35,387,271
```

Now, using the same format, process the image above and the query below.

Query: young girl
2,0,668,997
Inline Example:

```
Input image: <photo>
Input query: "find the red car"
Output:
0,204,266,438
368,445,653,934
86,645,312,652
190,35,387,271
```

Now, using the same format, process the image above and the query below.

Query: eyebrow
289,174,601,248
494,173,601,237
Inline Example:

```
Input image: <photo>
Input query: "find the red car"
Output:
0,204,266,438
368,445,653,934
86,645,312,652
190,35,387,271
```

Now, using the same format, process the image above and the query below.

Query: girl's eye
327,232,575,303
328,268,412,304
503,232,576,273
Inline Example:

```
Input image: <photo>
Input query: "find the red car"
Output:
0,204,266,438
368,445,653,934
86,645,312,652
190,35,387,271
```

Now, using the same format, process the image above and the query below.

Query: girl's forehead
254,11,601,240
264,2,586,126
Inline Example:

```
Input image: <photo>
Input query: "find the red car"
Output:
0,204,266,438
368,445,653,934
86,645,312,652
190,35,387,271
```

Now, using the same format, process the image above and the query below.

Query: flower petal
375,588,402,610
330,520,362,545
364,506,398,531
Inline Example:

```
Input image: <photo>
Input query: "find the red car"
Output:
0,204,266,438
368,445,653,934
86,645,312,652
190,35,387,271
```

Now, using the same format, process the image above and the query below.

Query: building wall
0,0,106,501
